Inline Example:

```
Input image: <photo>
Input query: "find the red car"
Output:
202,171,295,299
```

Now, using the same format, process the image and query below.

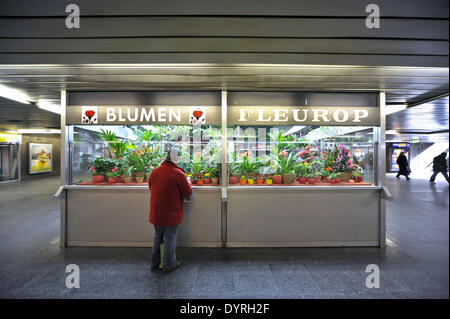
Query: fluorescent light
385,130,399,135
385,104,407,115
13,129,61,134
0,84,31,104
37,99,61,114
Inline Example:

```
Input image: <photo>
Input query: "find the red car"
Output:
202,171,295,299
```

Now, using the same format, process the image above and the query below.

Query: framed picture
29,143,53,174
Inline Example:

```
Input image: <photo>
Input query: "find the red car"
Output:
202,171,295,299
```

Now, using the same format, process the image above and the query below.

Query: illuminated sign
0,132,21,144
392,143,410,148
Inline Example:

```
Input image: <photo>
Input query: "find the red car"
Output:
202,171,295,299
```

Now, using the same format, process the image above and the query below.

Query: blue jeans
152,225,178,268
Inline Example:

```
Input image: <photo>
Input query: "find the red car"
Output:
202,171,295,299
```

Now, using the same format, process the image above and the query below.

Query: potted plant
321,166,332,183
332,145,355,182
229,175,238,184
247,176,255,185
272,174,282,184
106,168,119,183
239,175,247,185
256,174,264,184
203,172,211,184
352,171,362,183
196,174,204,185
334,172,342,184
90,157,114,183
277,151,298,184
295,162,308,184
123,168,133,183
265,176,273,184
307,172,316,184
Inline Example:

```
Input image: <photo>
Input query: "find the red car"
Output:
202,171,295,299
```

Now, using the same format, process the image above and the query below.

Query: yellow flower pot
266,179,273,185
247,179,254,185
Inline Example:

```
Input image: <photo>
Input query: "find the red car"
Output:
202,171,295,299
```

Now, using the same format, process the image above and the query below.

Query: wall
20,134,60,179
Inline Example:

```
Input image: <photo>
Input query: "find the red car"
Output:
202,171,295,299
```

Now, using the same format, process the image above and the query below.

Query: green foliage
276,151,299,174
90,157,115,176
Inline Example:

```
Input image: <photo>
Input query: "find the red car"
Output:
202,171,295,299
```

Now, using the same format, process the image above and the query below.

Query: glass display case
227,125,375,186
71,124,222,186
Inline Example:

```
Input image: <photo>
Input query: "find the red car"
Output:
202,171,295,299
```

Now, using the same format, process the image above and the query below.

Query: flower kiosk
57,91,391,248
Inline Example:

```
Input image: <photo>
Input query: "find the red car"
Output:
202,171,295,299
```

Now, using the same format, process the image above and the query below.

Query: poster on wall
29,143,53,174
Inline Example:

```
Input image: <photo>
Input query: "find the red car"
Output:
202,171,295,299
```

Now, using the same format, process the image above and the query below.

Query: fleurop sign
228,106,379,126
67,105,379,126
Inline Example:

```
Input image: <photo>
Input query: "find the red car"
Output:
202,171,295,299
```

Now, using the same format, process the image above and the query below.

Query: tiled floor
0,174,448,298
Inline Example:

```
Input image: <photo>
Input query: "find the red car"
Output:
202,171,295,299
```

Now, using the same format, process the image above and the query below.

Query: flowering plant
106,168,120,178
90,157,115,176
333,145,355,173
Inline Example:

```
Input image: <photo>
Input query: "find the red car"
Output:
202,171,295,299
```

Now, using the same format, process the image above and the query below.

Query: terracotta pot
282,173,296,184
211,177,219,184
334,178,341,184
339,172,352,182
92,175,104,183
273,175,282,184
298,177,307,184
196,179,204,185
135,176,145,183
328,178,335,184
229,176,238,184
308,177,316,184
107,177,118,183
203,178,211,184
124,176,133,183
239,178,247,185
256,179,263,184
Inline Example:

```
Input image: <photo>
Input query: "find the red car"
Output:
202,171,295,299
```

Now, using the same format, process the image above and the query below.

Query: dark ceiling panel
0,0,448,18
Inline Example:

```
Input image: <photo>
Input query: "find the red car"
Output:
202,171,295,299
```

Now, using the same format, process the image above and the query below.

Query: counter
62,185,222,247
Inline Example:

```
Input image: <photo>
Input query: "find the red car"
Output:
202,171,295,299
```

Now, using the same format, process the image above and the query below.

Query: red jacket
148,161,193,227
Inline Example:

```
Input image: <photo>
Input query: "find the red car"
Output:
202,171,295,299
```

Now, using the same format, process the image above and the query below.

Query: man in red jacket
148,147,192,273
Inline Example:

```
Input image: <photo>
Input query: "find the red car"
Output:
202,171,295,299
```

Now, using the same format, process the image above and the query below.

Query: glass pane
227,125,375,186
71,125,221,185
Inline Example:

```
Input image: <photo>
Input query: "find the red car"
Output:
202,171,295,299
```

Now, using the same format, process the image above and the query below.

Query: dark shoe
396,175,400,179
163,260,182,273
151,264,161,272
406,177,411,180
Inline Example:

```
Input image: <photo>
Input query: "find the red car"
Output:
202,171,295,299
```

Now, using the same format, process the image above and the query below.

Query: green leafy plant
98,129,127,158
90,157,115,176
277,151,299,174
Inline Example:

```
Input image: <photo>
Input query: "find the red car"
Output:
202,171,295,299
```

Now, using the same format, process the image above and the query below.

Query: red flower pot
308,178,316,184
119,175,125,183
108,177,117,183
297,177,307,184
355,176,362,183
196,179,204,185
334,178,341,184
273,176,282,184
229,176,238,184
92,175,104,183
256,179,263,184
329,178,335,184
203,178,211,184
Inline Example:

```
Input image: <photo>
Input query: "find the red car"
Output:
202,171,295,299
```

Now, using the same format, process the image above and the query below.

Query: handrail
54,185,65,199
381,186,394,201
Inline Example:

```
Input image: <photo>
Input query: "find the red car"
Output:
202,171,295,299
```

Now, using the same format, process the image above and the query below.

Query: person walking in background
396,151,411,180
429,152,449,184
148,147,192,273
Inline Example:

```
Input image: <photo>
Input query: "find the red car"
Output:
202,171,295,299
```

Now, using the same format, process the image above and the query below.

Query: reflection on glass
72,125,222,185
227,126,375,186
